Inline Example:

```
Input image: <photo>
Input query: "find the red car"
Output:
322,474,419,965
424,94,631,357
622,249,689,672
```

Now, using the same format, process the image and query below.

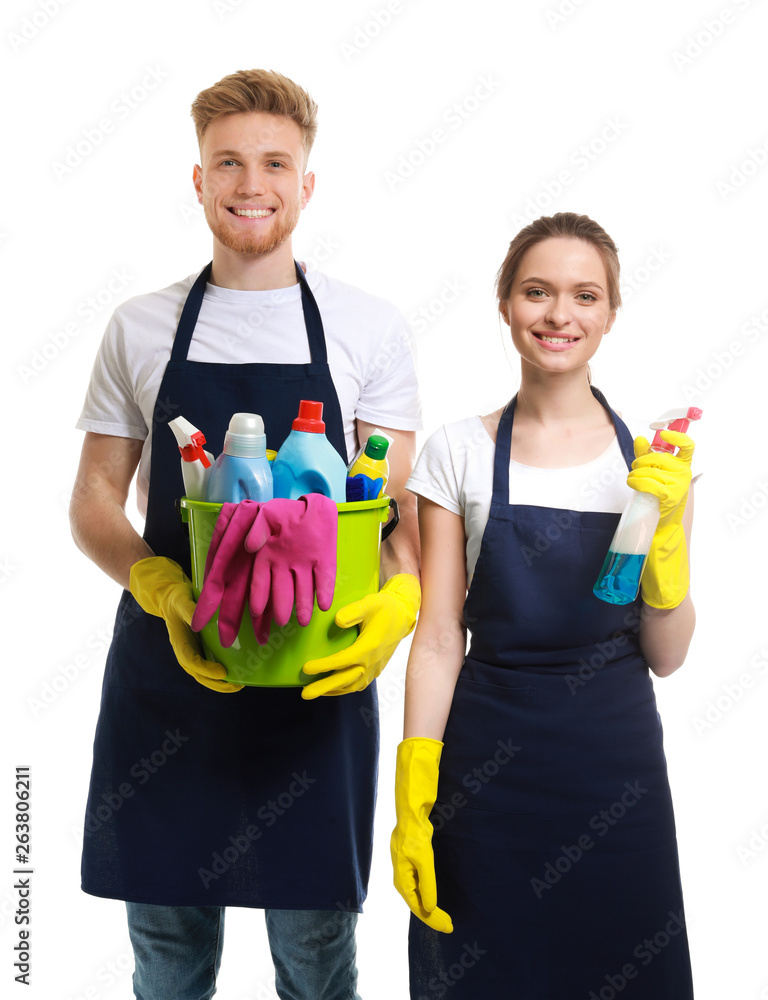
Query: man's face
193,112,314,258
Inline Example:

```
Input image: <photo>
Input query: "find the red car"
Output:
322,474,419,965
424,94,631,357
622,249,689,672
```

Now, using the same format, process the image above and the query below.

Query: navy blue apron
409,389,693,999
81,262,378,911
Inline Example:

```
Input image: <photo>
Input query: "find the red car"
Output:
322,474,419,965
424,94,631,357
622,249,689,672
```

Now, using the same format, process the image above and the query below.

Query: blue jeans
126,903,362,1000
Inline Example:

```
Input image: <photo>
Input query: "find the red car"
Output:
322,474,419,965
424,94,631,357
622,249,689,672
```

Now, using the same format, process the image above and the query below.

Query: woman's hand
391,498,467,929
390,738,454,933
628,429,694,609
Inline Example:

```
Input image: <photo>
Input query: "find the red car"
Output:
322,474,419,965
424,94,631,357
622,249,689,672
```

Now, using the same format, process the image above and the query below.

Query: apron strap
170,262,212,362
590,386,636,469
170,260,329,364
491,395,517,507
491,386,636,506
295,262,328,364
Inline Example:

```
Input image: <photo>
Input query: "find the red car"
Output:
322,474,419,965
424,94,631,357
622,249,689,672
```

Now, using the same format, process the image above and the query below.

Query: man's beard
206,204,300,257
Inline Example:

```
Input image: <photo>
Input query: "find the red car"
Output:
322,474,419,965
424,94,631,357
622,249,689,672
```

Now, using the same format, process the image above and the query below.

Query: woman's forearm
638,482,697,677
640,505,696,675
403,617,467,741
403,497,469,739
639,593,696,676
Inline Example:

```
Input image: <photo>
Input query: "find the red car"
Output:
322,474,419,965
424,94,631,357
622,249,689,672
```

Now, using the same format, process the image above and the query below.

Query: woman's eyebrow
519,276,605,291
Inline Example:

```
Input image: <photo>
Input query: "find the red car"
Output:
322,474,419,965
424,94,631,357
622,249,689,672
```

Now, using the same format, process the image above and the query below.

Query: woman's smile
531,330,581,350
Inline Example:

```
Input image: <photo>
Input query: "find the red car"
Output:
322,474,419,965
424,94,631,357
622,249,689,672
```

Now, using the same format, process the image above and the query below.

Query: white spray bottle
593,406,702,605
168,416,214,501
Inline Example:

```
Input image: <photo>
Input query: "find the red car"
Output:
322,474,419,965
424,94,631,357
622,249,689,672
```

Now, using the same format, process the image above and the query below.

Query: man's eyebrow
209,148,297,162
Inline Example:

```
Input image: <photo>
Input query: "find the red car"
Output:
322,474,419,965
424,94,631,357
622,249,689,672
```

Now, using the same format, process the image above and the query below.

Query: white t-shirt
77,267,422,516
407,414,648,586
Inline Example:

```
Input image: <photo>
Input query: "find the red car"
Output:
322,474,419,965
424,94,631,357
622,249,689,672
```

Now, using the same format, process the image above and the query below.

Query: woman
391,213,695,998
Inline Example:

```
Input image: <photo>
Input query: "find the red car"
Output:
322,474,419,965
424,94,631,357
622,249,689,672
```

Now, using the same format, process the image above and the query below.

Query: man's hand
301,573,420,699
130,556,244,692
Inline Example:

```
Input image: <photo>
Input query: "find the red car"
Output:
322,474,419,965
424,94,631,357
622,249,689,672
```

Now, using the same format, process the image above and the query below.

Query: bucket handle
175,498,190,536
382,496,399,541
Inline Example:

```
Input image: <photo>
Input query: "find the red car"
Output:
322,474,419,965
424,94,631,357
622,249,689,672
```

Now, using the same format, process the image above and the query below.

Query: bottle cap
169,416,212,468
223,412,267,458
650,406,703,454
292,400,325,434
364,434,390,460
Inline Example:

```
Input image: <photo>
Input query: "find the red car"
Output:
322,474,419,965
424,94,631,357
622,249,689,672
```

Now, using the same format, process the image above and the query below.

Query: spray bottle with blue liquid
593,406,702,605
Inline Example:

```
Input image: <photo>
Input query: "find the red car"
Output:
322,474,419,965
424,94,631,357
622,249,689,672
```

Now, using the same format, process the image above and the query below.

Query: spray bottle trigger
649,406,703,454
169,416,213,468
649,406,703,430
188,431,212,468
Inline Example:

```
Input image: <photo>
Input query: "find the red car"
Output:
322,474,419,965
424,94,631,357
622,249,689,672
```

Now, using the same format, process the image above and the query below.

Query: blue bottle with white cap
205,412,274,503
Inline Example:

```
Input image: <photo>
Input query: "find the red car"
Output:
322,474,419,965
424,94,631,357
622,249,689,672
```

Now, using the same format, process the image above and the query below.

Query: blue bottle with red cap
271,400,348,502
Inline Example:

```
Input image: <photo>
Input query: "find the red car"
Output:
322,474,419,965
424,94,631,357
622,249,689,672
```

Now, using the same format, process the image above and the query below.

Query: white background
3,0,768,997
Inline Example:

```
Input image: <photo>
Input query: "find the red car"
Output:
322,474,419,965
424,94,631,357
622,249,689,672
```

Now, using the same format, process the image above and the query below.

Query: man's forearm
71,492,153,590
70,433,152,589
380,486,420,582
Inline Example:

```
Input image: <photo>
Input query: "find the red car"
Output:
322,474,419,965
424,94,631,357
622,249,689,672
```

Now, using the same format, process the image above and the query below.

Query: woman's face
501,237,616,375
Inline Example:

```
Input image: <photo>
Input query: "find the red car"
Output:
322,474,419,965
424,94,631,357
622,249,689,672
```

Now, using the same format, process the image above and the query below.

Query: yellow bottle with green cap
348,434,390,498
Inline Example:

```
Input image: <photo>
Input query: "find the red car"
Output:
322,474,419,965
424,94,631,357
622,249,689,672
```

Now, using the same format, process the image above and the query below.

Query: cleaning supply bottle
168,416,214,501
348,433,390,498
346,474,384,502
271,400,347,502
205,413,273,503
593,406,702,605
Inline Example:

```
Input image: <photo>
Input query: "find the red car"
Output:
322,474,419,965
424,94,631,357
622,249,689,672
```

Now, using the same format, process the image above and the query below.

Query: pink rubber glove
191,500,263,647
244,494,338,643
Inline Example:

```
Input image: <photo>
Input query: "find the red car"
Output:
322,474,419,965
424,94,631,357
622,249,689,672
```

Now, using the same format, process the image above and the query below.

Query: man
70,69,421,1000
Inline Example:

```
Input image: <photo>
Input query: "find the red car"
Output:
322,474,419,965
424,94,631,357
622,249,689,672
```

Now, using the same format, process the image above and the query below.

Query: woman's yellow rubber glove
129,556,244,693
627,429,694,610
390,737,454,934
301,573,420,699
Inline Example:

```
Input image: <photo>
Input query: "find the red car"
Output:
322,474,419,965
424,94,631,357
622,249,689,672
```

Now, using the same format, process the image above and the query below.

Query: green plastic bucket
179,496,394,687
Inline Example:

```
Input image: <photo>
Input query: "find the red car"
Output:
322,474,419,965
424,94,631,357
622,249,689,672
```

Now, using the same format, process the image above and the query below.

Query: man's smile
227,206,276,218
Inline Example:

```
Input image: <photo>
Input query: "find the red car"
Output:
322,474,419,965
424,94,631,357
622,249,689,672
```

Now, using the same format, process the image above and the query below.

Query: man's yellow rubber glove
390,737,453,934
627,429,695,610
301,573,420,700
129,556,244,693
